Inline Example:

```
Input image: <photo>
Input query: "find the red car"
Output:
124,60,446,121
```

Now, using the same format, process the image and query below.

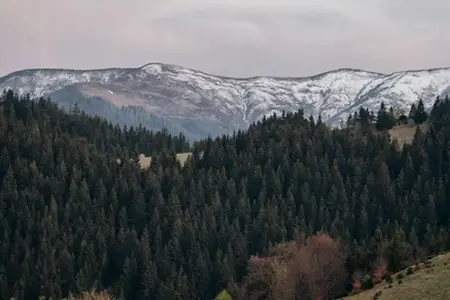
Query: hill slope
2,90,450,299
2,64,450,139
345,253,450,300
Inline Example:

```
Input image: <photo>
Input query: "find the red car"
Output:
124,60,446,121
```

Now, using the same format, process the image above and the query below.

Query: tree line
346,97,431,130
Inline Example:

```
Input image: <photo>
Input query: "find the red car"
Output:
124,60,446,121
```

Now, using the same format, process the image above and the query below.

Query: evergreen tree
413,99,428,124
0,89,450,299
376,102,396,130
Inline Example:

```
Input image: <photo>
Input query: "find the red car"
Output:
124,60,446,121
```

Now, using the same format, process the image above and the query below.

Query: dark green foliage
49,87,237,141
361,274,374,290
409,103,417,119
398,114,409,125
413,99,428,124
384,274,393,284
350,98,435,130
430,95,450,132
375,102,396,130
2,89,450,299
406,267,414,275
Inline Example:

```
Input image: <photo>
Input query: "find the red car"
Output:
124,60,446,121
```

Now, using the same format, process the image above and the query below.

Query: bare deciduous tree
372,257,388,285
245,255,296,300
244,256,273,300
243,234,347,300
290,233,347,300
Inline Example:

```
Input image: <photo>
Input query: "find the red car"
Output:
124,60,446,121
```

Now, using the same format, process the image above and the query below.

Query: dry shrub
351,270,363,294
372,258,388,285
290,234,347,300
245,254,296,300
244,233,347,300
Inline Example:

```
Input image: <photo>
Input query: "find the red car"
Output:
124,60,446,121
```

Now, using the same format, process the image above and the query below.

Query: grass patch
344,253,450,300
388,123,428,147
138,152,192,169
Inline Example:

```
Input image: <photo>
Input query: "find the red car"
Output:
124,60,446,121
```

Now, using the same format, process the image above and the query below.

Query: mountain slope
1,63,450,140
345,253,450,300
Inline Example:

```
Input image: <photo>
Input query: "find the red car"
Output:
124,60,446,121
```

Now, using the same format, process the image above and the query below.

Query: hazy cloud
1,0,450,77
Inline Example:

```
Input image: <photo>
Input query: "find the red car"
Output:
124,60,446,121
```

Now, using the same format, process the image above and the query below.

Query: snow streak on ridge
1,63,450,138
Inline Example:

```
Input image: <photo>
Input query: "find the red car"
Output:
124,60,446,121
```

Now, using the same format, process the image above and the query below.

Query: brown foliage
245,254,296,300
244,233,347,300
352,279,362,294
372,260,388,284
290,233,347,300
351,270,363,294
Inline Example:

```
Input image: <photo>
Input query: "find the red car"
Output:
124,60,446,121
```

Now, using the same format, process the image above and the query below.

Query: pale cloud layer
1,0,450,77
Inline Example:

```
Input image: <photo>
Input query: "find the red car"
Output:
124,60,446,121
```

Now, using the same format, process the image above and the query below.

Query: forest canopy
1,89,450,299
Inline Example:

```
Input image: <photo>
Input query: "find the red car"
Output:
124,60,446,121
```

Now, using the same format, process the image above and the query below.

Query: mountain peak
140,63,164,74
1,63,450,140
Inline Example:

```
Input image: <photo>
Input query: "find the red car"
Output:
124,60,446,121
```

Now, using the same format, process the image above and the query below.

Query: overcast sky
2,0,450,77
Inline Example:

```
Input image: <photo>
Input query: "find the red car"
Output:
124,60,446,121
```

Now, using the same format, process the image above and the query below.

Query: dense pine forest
1,88,450,299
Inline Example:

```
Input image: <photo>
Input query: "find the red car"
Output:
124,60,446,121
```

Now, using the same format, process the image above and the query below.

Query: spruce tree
414,99,428,124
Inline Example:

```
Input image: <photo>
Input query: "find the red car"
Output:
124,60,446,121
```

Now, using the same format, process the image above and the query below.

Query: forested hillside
1,89,450,299
49,86,215,141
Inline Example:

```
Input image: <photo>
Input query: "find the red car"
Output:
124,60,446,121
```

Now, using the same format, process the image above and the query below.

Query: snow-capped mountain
1,63,450,140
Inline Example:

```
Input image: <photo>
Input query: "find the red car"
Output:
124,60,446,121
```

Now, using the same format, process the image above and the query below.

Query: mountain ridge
2,62,450,140
6,62,450,79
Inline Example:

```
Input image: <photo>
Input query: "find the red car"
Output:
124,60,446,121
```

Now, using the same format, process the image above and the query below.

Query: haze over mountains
1,63,450,140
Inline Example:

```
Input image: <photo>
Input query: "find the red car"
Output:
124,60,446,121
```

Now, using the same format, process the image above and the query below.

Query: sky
2,0,450,77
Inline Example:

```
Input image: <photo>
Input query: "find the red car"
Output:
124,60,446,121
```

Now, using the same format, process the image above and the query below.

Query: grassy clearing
64,290,113,300
344,253,450,300
388,123,428,147
138,152,192,169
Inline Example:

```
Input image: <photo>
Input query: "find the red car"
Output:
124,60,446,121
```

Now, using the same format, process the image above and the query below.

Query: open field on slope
388,123,428,147
344,253,450,300
116,152,192,169
138,152,192,169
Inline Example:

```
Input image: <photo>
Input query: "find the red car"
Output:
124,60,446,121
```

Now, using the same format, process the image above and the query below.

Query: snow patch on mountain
1,63,450,138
